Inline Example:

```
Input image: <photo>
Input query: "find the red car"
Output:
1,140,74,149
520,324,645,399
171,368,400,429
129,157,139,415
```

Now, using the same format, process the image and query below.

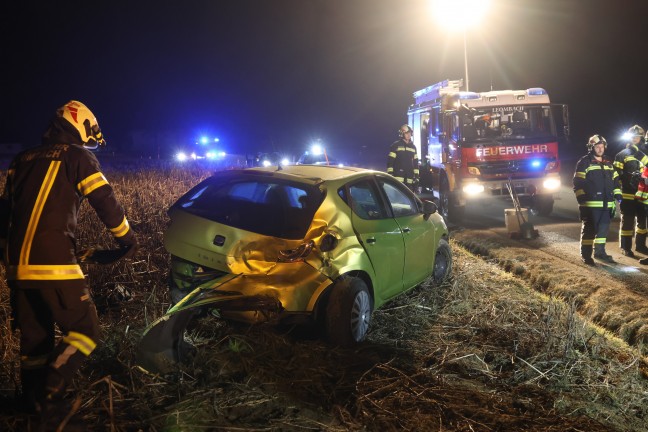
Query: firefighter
387,124,419,191
0,101,138,426
573,134,621,265
613,124,648,257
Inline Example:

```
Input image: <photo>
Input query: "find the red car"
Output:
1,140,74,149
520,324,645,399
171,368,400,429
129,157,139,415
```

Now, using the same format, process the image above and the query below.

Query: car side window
347,179,388,220
378,178,418,218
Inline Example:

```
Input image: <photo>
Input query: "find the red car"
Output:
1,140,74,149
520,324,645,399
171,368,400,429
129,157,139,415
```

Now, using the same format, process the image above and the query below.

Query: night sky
2,0,648,166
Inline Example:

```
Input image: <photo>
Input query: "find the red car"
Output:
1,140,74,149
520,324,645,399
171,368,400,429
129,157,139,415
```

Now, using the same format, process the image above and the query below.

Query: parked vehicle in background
407,79,569,221
137,165,452,372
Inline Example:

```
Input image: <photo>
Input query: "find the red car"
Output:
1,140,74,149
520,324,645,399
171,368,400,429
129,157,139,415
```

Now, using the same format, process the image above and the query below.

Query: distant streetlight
430,0,491,91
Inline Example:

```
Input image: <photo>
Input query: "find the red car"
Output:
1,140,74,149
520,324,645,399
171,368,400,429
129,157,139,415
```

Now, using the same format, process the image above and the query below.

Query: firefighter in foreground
634,129,648,265
387,124,419,191
0,101,138,427
573,134,621,265
613,125,648,257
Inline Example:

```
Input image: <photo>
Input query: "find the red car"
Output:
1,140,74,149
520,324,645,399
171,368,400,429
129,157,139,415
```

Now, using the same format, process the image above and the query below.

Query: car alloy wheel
432,239,453,285
325,276,372,347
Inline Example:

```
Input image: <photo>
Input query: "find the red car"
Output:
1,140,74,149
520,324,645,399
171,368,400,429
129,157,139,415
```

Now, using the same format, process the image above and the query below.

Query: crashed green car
138,165,451,372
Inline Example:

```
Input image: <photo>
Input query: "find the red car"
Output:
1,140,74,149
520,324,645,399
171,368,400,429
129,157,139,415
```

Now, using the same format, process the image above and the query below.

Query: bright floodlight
200,136,209,145
176,152,187,162
311,144,323,155
430,0,491,31
621,132,632,141
281,157,290,166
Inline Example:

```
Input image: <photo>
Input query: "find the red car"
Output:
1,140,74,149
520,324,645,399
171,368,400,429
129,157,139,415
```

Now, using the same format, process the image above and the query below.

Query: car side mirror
422,199,437,216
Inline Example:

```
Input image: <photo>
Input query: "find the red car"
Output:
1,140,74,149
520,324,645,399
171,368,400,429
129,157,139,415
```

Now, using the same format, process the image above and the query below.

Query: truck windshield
460,105,557,143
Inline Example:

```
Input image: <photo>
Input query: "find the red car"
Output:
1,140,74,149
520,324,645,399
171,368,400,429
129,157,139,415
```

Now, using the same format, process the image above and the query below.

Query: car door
377,176,435,290
346,178,406,301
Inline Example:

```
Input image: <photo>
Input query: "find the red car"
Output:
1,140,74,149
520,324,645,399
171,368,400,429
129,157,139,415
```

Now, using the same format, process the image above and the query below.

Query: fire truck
407,79,569,221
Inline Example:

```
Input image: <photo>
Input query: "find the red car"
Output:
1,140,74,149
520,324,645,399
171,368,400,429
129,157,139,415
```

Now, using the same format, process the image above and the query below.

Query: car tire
432,239,453,285
325,276,372,347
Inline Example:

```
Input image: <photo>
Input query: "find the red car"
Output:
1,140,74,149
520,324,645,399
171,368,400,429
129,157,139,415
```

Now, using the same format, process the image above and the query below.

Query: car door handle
366,237,376,244
402,227,411,233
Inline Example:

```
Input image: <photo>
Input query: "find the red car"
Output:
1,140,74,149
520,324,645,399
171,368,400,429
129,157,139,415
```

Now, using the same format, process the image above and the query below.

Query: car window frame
375,175,422,218
339,176,393,220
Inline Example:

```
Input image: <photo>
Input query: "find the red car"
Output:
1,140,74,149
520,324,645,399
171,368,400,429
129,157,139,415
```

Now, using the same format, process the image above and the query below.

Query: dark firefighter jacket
0,121,135,284
613,144,648,200
573,152,621,209
387,139,419,185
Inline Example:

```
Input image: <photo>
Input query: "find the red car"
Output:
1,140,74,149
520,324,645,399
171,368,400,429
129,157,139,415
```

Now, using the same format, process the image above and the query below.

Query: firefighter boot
581,245,595,266
620,236,635,257
636,233,648,254
19,367,47,414
594,244,615,263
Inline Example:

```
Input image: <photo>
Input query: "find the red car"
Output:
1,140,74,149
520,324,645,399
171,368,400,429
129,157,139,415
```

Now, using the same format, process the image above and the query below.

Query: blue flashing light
214,138,220,142
200,136,209,145
206,151,216,159
530,159,542,169
459,91,480,100
527,87,547,96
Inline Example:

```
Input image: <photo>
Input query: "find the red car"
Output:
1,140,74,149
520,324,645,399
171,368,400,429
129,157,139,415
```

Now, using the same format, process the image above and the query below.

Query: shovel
506,178,536,239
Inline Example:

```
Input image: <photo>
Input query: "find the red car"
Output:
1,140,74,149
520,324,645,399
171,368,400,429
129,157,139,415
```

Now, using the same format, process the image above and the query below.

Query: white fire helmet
587,134,607,151
628,124,645,138
398,124,413,138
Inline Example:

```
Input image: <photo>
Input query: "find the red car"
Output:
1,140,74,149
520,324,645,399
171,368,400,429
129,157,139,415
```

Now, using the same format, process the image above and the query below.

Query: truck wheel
432,239,453,285
439,177,465,223
532,194,554,216
325,276,372,347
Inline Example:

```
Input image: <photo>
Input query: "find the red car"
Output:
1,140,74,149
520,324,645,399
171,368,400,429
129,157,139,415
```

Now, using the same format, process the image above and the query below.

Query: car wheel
432,239,453,285
325,276,372,347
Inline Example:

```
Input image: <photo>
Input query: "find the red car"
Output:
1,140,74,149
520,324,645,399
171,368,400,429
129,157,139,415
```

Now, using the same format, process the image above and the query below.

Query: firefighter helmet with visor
587,134,607,151
628,124,645,138
398,124,413,138
57,101,106,149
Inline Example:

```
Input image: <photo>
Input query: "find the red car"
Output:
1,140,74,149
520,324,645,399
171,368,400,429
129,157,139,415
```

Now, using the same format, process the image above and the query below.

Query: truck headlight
543,178,561,190
463,183,485,195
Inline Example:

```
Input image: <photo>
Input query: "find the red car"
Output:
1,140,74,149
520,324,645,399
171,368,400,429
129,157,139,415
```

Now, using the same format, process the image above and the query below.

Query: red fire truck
407,79,569,221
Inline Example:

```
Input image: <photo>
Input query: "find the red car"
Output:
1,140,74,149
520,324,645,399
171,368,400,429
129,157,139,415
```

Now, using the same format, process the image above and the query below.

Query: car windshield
173,172,324,239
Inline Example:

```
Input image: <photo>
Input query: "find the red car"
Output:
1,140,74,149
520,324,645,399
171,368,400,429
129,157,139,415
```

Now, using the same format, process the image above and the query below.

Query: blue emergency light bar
527,88,547,96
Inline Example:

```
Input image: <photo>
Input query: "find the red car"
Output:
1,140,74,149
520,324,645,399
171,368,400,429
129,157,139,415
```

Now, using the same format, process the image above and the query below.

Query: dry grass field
0,160,647,431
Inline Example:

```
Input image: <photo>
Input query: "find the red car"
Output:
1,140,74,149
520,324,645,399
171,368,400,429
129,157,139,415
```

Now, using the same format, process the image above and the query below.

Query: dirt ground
1,166,647,431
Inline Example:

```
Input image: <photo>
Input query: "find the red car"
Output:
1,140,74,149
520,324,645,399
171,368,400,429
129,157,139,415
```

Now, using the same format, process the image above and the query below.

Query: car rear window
173,173,324,239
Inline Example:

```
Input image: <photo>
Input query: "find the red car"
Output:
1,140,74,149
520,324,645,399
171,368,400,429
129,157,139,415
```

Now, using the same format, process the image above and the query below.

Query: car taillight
278,241,314,263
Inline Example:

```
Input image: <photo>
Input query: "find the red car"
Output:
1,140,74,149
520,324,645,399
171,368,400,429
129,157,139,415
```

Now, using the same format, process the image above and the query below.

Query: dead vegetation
0,161,647,431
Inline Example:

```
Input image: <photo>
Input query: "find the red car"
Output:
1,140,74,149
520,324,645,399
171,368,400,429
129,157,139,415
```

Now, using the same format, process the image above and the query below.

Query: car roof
243,164,377,184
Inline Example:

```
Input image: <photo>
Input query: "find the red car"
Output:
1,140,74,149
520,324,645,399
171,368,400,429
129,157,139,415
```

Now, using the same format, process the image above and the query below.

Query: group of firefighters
574,125,648,266
386,122,648,267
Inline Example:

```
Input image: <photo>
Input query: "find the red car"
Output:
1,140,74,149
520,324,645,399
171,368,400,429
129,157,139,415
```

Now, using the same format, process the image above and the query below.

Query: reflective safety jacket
387,139,419,185
636,166,648,203
613,144,648,200
573,152,621,209
0,141,134,283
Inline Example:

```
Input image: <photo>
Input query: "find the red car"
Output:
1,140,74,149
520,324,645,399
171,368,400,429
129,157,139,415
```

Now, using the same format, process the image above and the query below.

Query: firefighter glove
610,205,617,219
116,231,139,259
615,194,623,203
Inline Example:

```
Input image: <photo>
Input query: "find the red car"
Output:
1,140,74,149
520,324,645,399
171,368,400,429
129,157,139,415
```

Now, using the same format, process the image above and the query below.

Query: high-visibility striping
574,172,586,179
581,239,594,246
388,152,396,158
62,331,96,357
110,216,130,238
77,172,108,196
9,264,84,280
594,238,607,244
21,161,60,265
620,230,634,236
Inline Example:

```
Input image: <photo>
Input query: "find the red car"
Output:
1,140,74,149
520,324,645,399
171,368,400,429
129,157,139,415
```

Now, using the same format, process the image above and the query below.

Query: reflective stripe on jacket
573,152,620,209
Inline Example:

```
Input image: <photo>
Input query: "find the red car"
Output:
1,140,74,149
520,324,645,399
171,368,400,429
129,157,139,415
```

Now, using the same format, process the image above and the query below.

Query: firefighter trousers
10,282,100,408
619,199,648,251
580,207,611,258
